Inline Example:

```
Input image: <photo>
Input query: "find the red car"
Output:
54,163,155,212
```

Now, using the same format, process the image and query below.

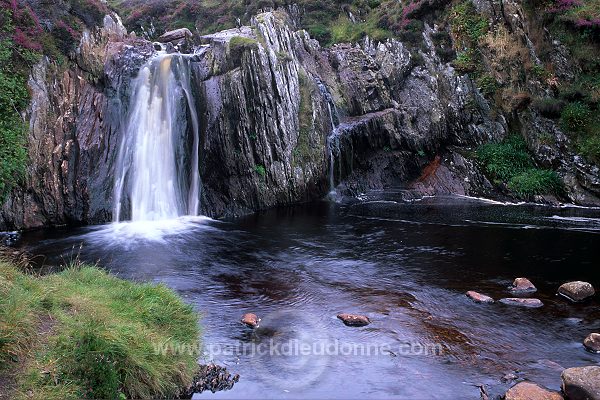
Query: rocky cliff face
1,5,598,230
0,15,154,230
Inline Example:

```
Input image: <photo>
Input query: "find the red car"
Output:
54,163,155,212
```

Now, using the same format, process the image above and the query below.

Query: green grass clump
255,164,266,177
476,74,499,97
561,101,592,132
450,0,488,45
0,261,201,400
329,14,391,45
558,100,600,163
229,36,259,52
508,169,563,197
0,262,41,366
477,135,563,197
477,135,534,181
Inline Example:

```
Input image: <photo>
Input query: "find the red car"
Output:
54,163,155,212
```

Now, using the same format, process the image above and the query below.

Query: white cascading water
318,82,341,197
113,53,200,223
326,104,340,194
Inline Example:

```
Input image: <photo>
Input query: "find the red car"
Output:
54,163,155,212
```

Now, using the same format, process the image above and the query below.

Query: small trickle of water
114,53,200,222
317,82,341,198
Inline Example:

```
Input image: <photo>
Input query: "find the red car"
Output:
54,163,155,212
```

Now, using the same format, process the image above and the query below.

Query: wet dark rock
241,313,260,328
510,278,537,294
337,313,370,327
180,364,239,397
584,333,600,354
466,291,494,304
561,366,600,400
504,382,563,400
499,298,544,308
558,281,595,302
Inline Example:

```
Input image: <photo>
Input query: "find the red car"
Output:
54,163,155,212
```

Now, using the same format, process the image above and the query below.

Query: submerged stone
561,366,600,400
558,281,595,302
504,382,563,400
337,313,370,327
466,291,494,303
499,298,544,308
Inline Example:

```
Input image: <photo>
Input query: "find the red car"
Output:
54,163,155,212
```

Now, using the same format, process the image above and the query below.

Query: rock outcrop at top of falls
1,5,600,230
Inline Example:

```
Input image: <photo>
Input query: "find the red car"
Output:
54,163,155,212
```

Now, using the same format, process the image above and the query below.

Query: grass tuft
477,135,563,198
0,261,200,400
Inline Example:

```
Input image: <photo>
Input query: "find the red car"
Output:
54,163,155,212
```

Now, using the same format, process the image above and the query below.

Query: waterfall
113,53,200,222
318,82,341,197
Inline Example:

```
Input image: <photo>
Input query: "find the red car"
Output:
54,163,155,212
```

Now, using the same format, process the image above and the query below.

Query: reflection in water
18,194,600,399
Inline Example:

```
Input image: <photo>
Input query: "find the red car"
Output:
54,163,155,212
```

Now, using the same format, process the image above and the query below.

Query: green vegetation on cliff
0,260,200,399
477,135,563,198
0,8,31,199
0,0,112,199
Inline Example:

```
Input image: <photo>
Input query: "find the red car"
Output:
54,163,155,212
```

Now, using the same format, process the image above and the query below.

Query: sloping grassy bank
0,260,201,400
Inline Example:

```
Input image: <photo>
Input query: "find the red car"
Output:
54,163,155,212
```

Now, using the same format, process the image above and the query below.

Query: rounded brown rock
337,313,370,327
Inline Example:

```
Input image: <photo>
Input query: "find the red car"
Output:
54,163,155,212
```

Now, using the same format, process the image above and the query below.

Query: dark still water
18,193,600,399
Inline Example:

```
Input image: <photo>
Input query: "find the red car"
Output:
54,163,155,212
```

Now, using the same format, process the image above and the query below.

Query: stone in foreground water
337,314,370,327
504,382,563,400
584,333,600,353
466,291,494,303
510,277,537,294
499,298,544,308
561,366,600,400
558,281,595,302
241,313,260,328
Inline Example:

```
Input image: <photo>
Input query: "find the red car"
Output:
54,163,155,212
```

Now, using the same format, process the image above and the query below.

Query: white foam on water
86,216,214,246
547,215,600,223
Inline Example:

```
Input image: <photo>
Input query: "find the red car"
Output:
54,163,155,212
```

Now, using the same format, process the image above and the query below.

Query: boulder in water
561,366,600,400
466,291,494,303
558,281,595,302
584,333,600,353
499,298,544,308
510,278,537,294
337,313,370,327
504,382,563,400
241,313,260,328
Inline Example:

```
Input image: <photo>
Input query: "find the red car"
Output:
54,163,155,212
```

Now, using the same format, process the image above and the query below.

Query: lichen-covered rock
561,366,600,400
